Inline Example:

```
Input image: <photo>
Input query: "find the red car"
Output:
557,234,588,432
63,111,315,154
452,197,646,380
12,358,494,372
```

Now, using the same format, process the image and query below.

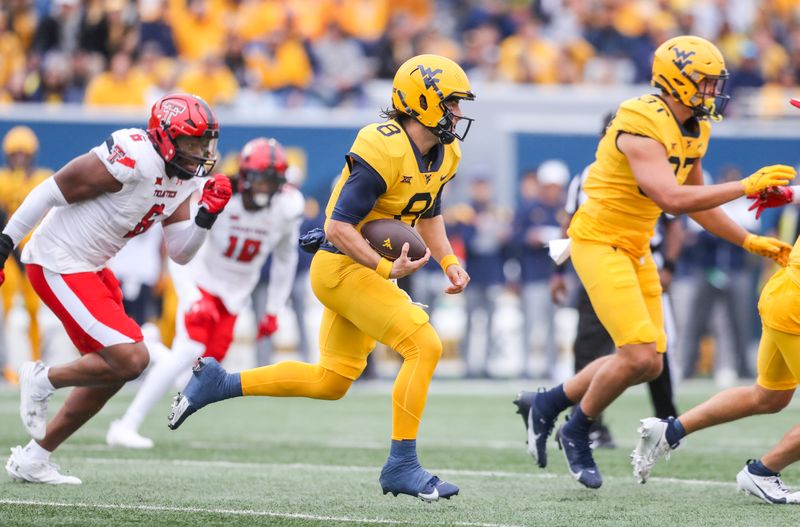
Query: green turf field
0,380,798,527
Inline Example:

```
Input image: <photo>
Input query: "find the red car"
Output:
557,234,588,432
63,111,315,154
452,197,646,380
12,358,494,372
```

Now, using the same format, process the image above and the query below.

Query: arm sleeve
163,218,208,265
1,177,68,245
266,215,302,314
330,154,387,224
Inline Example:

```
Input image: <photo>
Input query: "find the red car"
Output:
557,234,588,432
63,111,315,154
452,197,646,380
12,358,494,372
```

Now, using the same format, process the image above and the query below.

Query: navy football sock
747,459,780,477
564,405,593,436
381,440,432,493
536,384,572,421
219,372,243,400
664,418,686,446
390,439,418,460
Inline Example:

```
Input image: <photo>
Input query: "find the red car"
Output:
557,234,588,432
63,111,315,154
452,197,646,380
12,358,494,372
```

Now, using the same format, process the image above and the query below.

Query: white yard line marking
68,456,733,487
51,436,774,455
0,499,525,527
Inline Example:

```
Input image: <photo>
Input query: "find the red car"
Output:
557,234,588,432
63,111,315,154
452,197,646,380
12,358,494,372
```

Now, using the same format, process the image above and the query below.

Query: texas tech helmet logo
161,100,186,125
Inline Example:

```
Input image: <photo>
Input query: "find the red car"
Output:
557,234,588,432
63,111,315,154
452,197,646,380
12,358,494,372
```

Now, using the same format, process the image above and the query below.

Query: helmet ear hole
419,94,428,111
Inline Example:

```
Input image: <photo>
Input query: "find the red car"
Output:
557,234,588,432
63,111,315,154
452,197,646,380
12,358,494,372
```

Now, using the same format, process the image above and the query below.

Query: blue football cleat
168,357,233,430
557,420,603,489
513,390,555,468
379,459,459,502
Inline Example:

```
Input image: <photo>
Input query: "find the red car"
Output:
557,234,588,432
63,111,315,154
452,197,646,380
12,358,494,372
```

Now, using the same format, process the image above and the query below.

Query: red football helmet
238,137,288,208
147,93,219,180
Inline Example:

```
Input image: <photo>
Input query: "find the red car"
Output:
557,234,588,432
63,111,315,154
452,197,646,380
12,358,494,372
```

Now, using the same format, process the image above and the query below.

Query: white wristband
792,185,800,204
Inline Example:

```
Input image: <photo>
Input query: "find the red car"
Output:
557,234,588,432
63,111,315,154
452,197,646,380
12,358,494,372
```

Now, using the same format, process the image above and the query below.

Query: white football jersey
172,187,304,314
23,129,202,273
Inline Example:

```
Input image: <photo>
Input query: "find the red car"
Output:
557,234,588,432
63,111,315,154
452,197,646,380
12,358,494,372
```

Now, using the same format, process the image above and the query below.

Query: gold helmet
3,126,39,156
651,35,729,121
391,54,476,144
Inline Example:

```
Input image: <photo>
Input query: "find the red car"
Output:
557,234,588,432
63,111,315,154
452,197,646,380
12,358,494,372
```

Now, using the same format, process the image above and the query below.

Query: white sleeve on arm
163,219,208,265
265,217,301,314
2,177,68,245
792,185,800,204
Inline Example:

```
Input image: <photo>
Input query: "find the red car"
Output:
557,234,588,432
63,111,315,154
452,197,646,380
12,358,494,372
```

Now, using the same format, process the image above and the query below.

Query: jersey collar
654,94,701,138
398,120,446,174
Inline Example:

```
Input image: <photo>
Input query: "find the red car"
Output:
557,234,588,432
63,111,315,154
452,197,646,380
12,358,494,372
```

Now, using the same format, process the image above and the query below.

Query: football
361,219,427,261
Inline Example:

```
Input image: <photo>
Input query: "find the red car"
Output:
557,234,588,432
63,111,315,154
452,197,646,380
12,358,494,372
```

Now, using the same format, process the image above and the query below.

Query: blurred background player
1,93,231,484
0,207,8,381
512,35,795,490
0,126,53,380
633,136,800,503
679,165,758,382
106,137,303,449
166,54,473,502
458,176,509,378
513,160,567,379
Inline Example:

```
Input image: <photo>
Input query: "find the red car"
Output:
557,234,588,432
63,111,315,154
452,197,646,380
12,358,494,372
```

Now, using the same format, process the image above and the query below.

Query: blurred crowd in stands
1,0,800,115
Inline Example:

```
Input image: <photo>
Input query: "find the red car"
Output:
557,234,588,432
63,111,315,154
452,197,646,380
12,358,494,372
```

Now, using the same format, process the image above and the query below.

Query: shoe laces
744,460,789,493
768,474,790,494
573,439,596,468
24,457,61,476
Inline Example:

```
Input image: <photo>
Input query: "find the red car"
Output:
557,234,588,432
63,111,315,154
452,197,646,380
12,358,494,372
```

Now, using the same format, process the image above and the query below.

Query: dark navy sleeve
331,153,388,224
421,191,442,218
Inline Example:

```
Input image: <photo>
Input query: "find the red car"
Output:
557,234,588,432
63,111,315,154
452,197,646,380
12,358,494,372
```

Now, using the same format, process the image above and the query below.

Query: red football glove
257,314,278,339
747,186,794,220
199,174,233,214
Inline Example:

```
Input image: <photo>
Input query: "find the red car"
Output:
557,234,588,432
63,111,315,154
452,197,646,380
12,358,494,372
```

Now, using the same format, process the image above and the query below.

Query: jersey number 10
224,236,262,262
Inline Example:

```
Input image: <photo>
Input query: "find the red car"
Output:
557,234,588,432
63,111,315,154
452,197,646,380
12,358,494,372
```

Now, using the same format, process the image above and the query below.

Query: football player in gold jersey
168,54,473,501
0,126,52,374
630,99,800,503
514,35,795,489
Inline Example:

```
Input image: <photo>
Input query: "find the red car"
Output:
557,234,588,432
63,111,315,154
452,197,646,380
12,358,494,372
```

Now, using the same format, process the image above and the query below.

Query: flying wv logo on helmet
671,48,696,71
418,66,443,90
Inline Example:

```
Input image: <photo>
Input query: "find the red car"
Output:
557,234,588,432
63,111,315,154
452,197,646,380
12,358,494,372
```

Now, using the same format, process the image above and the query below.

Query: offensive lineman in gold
514,35,795,489
168,54,473,501
629,98,800,503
